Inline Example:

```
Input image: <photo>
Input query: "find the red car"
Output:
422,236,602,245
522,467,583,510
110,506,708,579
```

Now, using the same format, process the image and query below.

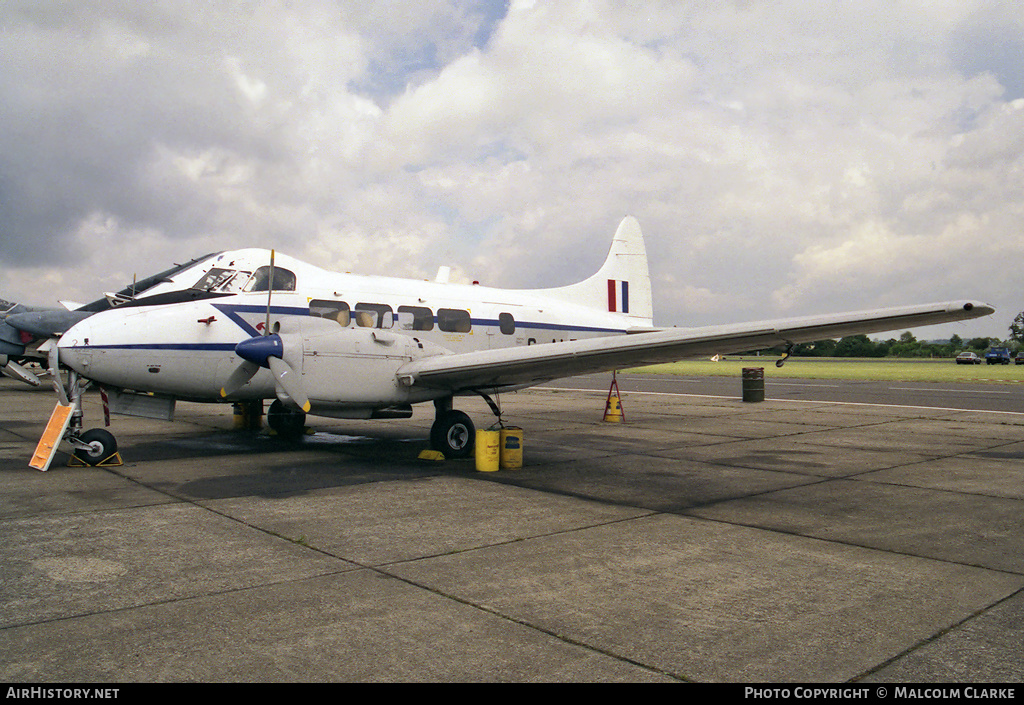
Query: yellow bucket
232,401,263,430
499,427,523,469
475,429,500,472
603,395,623,423
232,403,246,429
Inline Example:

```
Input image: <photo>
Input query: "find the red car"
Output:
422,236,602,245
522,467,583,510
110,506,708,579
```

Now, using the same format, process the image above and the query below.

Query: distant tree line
739,310,1021,358
789,332,1018,359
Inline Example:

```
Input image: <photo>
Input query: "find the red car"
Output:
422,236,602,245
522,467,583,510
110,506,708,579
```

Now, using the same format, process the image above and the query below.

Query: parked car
1016,352,1024,365
985,347,1012,364
955,352,983,365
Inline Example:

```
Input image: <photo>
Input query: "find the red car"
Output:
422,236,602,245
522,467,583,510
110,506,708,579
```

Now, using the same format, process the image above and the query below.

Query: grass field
629,357,1024,383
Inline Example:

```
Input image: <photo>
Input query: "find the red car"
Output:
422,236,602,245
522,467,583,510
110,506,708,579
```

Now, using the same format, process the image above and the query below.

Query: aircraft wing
398,300,994,392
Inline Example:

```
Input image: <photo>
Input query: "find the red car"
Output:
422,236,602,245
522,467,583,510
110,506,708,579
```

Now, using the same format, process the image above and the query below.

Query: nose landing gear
30,368,122,471
71,428,119,466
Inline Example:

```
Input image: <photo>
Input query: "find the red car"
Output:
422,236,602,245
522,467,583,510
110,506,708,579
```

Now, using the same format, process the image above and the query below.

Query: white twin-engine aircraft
52,216,993,463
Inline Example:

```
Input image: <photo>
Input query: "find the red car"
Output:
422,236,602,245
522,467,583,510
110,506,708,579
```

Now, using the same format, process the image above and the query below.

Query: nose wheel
71,428,119,466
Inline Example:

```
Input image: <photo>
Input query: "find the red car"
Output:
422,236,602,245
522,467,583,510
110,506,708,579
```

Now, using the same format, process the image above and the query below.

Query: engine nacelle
278,317,452,415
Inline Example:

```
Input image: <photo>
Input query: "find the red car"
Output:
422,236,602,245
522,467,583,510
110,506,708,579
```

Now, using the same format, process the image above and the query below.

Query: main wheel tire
430,410,475,459
73,428,118,466
267,399,307,440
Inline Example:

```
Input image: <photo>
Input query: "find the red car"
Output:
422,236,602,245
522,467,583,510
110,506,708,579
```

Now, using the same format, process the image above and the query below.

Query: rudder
538,216,654,327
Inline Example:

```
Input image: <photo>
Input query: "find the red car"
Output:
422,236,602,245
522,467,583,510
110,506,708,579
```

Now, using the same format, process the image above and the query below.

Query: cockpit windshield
191,267,253,293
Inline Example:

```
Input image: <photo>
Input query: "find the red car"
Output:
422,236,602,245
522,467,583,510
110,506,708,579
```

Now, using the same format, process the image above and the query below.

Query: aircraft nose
0,320,25,357
58,316,91,347
56,319,94,372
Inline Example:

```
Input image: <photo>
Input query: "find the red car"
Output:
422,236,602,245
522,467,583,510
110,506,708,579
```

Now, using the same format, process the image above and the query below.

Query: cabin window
499,312,515,335
310,299,350,326
247,266,297,292
437,308,472,333
354,303,393,329
397,305,434,331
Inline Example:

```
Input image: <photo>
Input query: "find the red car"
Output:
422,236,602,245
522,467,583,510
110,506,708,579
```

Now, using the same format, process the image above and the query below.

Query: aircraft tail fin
539,216,654,327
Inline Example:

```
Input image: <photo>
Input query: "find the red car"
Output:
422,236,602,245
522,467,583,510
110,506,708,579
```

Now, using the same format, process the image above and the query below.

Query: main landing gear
266,399,307,439
428,392,504,459
430,397,475,458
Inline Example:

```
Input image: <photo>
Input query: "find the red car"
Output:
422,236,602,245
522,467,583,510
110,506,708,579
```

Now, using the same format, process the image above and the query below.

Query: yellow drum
499,427,523,469
475,429,500,472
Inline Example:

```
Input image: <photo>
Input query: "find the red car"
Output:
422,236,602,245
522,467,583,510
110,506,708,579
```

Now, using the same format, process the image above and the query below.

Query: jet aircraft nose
7,310,92,338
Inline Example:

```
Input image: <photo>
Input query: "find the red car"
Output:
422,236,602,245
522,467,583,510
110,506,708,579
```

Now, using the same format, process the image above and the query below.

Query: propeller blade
267,356,310,413
231,330,308,411
220,360,260,398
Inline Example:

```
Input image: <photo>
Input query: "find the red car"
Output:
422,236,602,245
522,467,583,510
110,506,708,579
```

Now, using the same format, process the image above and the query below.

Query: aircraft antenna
264,250,275,335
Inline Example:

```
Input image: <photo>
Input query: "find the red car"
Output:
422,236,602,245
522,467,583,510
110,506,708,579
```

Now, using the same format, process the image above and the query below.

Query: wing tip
959,300,996,318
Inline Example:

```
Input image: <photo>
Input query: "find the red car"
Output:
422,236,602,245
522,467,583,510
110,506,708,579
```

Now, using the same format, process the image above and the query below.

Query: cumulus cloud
0,0,1020,341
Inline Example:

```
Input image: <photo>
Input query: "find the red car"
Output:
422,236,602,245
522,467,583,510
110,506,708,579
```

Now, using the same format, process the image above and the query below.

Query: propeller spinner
220,333,311,412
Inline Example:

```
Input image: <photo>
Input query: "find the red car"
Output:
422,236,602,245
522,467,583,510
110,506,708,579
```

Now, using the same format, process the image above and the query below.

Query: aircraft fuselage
57,263,637,417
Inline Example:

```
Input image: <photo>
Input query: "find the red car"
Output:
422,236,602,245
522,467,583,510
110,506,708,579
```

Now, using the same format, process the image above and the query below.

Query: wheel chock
417,449,445,462
67,452,124,468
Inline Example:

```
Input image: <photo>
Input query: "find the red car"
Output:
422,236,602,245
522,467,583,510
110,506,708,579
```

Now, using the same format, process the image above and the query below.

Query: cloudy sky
2,0,1021,340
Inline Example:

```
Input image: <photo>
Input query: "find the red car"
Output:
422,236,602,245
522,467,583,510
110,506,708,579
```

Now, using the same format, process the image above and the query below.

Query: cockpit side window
247,266,297,292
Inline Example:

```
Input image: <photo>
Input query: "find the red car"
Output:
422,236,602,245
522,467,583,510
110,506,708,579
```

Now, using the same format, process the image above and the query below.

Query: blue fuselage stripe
70,343,238,351
63,304,628,353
